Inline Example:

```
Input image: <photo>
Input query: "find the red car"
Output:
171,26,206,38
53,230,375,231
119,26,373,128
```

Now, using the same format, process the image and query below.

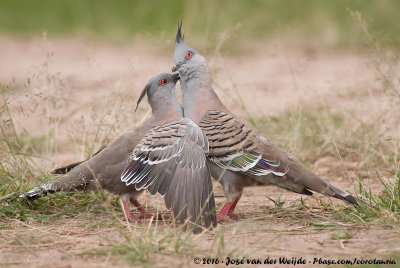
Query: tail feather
249,172,359,206
19,179,59,201
322,179,360,206
333,193,359,206
260,142,360,206
19,170,92,202
247,173,314,196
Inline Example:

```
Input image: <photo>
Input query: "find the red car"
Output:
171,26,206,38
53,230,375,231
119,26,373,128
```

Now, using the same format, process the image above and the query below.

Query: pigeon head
172,21,208,76
135,72,180,111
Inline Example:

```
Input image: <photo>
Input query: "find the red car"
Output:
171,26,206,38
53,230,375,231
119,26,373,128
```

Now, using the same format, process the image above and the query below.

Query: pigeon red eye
159,78,168,85
185,51,194,60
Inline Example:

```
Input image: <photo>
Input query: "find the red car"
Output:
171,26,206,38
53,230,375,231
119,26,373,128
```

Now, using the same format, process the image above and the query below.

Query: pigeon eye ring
159,78,169,85
185,51,194,60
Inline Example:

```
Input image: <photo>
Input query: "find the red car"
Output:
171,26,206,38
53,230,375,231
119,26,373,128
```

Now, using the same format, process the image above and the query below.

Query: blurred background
0,0,399,49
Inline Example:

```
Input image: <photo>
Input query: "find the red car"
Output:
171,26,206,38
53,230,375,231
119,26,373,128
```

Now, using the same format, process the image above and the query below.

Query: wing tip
333,193,360,206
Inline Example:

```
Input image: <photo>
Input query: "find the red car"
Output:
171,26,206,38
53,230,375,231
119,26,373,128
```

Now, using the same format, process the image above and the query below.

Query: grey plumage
172,24,358,220
121,118,216,230
19,72,217,231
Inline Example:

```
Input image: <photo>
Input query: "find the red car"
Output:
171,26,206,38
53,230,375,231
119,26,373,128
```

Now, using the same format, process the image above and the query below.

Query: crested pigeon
172,22,358,222
19,72,217,230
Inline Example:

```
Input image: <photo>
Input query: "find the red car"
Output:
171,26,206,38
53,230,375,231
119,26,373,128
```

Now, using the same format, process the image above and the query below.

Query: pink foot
217,215,227,223
217,201,235,222
217,195,241,222
121,200,144,222
226,195,241,220
130,197,155,220
227,212,240,220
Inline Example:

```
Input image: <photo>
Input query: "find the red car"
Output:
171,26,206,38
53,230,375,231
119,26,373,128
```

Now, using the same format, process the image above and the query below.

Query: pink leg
217,195,242,222
122,200,143,222
130,197,155,219
227,195,241,220
217,201,235,222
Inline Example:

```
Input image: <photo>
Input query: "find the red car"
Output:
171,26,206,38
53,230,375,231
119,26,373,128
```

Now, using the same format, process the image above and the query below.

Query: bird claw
217,213,240,223
217,214,239,223
217,196,242,223
217,215,227,223
127,213,155,222
227,212,240,220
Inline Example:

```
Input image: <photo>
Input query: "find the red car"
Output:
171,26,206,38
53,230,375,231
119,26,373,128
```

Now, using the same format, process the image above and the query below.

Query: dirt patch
1,188,399,268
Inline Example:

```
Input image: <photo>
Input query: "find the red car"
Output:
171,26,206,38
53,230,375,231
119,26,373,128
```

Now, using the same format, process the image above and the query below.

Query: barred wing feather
199,110,288,177
121,118,216,229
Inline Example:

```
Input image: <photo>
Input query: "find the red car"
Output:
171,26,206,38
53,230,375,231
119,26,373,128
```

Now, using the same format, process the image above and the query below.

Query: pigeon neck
150,95,183,121
181,71,224,124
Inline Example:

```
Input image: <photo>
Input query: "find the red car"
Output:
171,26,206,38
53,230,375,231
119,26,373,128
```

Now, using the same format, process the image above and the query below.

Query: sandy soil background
0,36,399,267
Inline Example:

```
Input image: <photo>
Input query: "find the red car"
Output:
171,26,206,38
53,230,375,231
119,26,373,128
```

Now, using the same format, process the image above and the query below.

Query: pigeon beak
172,63,182,72
172,73,180,84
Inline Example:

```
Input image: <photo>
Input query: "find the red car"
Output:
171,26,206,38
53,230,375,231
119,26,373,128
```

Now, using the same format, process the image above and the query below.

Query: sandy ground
0,36,399,267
